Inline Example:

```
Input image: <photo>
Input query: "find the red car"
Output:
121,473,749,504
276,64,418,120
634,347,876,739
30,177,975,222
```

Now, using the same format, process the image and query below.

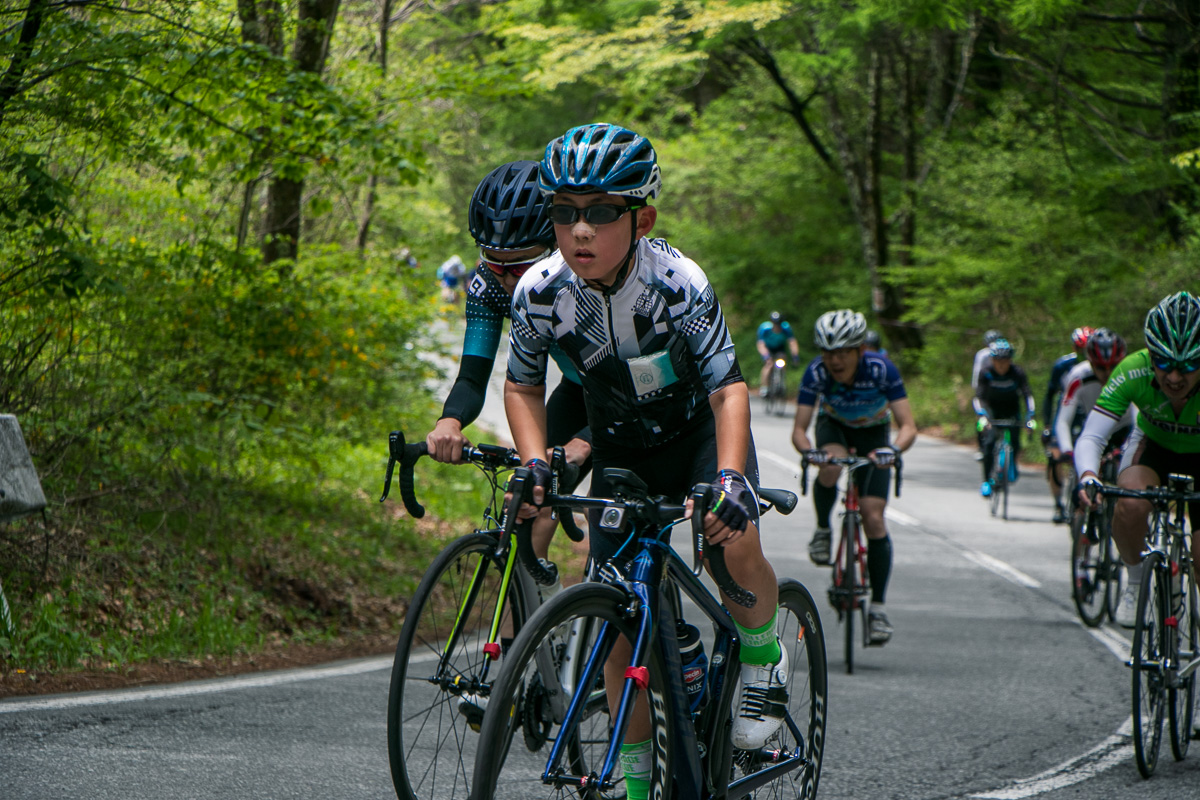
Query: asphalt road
4,383,1200,798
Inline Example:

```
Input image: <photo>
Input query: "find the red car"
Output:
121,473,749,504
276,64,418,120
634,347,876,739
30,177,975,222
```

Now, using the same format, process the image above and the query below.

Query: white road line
0,655,394,714
968,724,1133,799
758,449,799,475
959,550,1042,589
884,507,921,527
1086,625,1131,661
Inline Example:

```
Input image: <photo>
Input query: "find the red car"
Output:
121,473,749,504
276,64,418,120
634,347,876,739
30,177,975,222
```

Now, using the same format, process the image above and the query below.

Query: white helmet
814,309,868,350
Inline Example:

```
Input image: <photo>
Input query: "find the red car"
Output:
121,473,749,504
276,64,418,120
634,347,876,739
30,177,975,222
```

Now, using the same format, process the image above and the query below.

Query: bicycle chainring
522,672,553,751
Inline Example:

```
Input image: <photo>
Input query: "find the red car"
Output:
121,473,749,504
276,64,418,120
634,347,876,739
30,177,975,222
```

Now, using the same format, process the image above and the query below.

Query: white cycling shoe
731,646,789,750
1115,585,1139,629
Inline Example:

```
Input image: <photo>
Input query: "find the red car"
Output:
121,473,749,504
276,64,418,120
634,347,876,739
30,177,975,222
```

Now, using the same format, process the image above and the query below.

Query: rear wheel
388,532,523,800
1169,556,1197,761
989,443,1008,519
1132,552,1167,778
472,583,670,800
731,579,828,800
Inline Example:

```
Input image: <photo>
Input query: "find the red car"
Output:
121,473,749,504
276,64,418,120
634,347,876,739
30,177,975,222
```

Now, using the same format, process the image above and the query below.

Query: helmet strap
582,205,641,296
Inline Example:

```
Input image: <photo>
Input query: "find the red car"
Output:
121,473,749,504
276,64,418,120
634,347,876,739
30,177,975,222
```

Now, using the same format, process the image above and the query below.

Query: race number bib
626,350,678,401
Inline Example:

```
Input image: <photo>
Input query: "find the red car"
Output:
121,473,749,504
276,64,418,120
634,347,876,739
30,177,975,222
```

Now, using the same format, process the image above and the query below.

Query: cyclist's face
821,346,861,382
1092,363,1114,384
480,245,548,295
551,193,656,286
991,356,1012,374
1153,363,1200,400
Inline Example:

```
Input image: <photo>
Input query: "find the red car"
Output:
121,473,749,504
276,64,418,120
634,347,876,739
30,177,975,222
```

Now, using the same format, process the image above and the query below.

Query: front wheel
1169,557,1197,761
730,579,828,800
387,531,523,800
1071,515,1106,627
471,583,671,800
1132,552,1167,778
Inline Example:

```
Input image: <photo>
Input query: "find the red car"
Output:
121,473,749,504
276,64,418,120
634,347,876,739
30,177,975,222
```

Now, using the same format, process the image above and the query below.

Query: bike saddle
603,468,650,499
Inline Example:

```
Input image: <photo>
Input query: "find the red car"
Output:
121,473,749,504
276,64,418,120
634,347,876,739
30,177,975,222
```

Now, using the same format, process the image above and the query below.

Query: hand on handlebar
802,449,830,466
704,469,753,545
426,418,470,463
506,458,552,522
1076,473,1103,509
869,446,898,467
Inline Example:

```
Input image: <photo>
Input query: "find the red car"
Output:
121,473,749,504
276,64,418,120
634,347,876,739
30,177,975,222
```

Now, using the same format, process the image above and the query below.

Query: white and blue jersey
796,352,907,428
506,237,743,450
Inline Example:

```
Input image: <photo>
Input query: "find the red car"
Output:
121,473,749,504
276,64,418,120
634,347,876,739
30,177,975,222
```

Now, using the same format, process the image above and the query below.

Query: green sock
620,739,652,800
736,607,781,665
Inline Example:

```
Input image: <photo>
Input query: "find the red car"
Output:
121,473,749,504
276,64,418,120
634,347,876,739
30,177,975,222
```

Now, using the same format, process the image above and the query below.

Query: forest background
0,0,1196,680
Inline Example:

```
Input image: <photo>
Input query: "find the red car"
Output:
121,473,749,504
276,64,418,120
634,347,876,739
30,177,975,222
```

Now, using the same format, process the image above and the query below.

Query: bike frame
542,539,808,799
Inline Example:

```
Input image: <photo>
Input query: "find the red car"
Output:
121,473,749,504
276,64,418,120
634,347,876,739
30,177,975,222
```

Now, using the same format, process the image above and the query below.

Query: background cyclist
974,338,1036,498
790,309,917,645
756,310,800,396
972,329,1004,460
1054,329,1133,541
863,328,888,356
1044,327,1094,523
504,123,787,799
425,160,592,589
1076,291,1200,627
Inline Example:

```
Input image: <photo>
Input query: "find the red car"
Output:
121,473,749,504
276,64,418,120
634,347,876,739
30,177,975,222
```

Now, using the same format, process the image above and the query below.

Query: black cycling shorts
815,415,892,499
587,417,760,568
546,378,591,493
1125,435,1200,527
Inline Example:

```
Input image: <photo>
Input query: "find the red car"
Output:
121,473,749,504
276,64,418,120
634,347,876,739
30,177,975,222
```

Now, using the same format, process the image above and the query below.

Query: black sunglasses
547,203,636,226
1151,356,1200,374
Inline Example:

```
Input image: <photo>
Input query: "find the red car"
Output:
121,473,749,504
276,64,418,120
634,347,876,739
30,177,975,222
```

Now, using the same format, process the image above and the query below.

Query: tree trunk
1162,0,1200,238
260,0,341,267
357,0,393,253
0,0,50,127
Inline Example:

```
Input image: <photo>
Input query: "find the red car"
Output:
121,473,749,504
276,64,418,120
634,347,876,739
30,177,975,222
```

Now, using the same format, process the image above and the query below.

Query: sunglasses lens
548,204,630,225
1153,357,1200,373
548,205,578,225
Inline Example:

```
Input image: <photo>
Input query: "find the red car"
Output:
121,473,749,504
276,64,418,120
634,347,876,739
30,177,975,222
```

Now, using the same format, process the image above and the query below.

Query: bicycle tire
841,515,858,675
1132,551,1167,778
1071,521,1106,628
471,582,672,800
729,578,828,800
1169,553,1197,761
989,444,1006,518
1101,500,1123,624
768,367,787,417
387,531,525,800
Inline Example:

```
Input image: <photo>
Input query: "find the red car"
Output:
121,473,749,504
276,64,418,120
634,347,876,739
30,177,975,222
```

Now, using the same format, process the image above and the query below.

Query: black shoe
1052,507,1068,524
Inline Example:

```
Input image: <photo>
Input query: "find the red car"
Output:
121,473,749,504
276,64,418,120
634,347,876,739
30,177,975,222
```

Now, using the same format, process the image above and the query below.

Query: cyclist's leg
981,427,997,483
810,417,848,563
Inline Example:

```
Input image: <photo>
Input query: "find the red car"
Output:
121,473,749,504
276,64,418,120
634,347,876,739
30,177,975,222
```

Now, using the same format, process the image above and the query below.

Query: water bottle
677,621,707,714
537,558,563,606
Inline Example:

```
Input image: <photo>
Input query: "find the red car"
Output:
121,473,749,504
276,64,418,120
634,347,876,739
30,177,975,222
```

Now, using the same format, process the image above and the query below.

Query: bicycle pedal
457,701,485,731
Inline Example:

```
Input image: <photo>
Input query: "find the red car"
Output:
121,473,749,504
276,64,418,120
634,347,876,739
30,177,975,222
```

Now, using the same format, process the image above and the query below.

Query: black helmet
468,161,555,251
864,330,882,349
983,329,1003,346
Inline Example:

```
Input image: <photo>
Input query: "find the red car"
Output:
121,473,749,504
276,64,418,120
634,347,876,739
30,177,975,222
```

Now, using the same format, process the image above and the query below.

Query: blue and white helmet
538,123,662,201
989,338,1015,359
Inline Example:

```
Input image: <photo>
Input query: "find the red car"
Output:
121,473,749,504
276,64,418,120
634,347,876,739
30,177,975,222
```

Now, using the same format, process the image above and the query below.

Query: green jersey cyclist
1076,291,1200,627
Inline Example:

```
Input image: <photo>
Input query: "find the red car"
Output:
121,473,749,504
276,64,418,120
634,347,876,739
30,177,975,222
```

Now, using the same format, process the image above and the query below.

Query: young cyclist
790,309,917,644
425,160,592,593
1077,292,1200,627
974,339,1036,497
756,310,800,395
1043,326,1094,523
503,123,785,796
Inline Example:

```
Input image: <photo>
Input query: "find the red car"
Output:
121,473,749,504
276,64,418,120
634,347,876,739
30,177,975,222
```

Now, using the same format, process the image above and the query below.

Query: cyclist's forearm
889,398,917,452
439,354,494,427
709,382,751,473
504,380,549,464
1074,409,1119,478
791,404,816,452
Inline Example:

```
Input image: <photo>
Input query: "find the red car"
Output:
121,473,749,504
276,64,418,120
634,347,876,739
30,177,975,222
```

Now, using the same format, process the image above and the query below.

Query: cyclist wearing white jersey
1055,329,1133,530
1077,292,1200,627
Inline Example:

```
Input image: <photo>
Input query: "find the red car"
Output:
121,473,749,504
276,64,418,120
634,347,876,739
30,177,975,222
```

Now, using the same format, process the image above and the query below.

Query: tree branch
0,0,50,126
735,35,834,169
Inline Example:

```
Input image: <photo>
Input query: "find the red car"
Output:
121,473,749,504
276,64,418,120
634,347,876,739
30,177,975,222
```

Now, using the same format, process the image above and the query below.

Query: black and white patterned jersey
506,237,744,449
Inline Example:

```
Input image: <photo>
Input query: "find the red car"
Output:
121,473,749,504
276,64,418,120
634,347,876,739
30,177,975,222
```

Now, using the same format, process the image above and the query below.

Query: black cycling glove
524,458,553,506
708,469,754,533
